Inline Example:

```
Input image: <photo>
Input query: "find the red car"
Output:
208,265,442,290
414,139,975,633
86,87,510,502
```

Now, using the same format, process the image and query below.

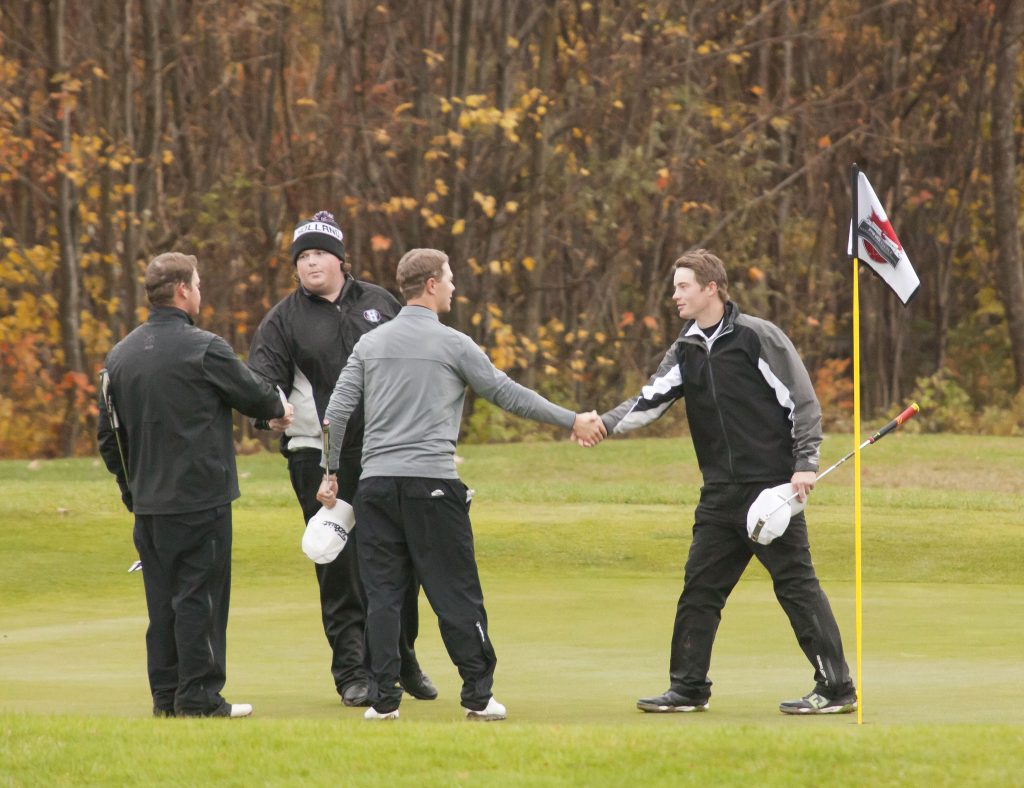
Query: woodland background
1,0,1023,458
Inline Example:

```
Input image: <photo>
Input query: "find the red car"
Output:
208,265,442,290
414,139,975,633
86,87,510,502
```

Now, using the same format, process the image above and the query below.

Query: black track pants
355,476,496,713
288,450,421,694
133,504,232,716
668,483,854,700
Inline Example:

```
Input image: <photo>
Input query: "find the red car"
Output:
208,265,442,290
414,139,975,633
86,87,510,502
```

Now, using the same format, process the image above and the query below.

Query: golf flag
847,169,920,304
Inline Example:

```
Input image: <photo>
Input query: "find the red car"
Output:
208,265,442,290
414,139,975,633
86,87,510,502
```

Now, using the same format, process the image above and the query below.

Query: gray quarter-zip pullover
324,305,575,478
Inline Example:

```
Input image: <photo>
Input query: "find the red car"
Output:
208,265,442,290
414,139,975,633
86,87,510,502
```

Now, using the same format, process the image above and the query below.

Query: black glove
120,486,133,513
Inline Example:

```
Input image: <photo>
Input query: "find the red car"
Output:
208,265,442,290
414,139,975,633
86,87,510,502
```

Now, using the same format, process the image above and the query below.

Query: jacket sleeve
323,341,366,472
754,322,822,472
96,376,132,512
247,310,293,430
456,334,575,429
203,336,285,421
600,340,685,435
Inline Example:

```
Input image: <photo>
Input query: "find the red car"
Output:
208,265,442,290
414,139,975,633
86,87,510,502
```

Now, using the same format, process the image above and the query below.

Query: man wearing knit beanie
248,211,435,708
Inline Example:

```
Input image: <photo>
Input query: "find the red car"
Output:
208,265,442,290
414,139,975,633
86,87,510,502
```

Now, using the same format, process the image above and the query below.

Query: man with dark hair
98,252,292,718
318,248,606,721
596,248,857,716
248,212,434,708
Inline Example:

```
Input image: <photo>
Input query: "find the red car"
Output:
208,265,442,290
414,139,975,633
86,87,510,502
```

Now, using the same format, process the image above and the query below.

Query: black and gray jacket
247,276,401,457
601,301,822,484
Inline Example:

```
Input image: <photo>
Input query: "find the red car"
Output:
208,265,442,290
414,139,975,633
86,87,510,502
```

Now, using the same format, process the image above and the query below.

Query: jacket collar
678,300,739,345
148,305,195,326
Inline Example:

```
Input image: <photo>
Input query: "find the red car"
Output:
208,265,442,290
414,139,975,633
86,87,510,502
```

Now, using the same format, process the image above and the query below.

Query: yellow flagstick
852,255,863,726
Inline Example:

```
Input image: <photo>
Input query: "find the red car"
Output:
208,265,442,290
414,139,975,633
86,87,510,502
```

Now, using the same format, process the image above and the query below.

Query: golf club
748,402,920,543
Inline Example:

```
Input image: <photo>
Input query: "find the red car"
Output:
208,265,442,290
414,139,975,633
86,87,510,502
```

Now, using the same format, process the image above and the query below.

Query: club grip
868,402,920,444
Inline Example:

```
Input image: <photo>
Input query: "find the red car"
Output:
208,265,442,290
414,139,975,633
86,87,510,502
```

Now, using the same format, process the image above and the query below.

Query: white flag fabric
847,171,920,305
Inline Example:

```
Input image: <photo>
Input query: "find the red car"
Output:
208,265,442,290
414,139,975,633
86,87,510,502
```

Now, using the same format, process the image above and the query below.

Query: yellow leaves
393,102,413,116
521,256,536,272
817,135,832,149
423,49,445,68
769,116,791,133
451,219,465,236
726,53,745,65
295,97,317,107
471,312,482,326
464,94,488,109
446,130,464,148
419,208,446,229
506,36,519,50
642,315,659,330
486,303,503,318
162,149,174,165
473,191,497,218
749,85,764,97
374,129,391,145
370,235,392,252
612,99,625,110
747,266,766,283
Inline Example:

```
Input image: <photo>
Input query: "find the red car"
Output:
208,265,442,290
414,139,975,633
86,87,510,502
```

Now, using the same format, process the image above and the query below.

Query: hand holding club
316,473,338,508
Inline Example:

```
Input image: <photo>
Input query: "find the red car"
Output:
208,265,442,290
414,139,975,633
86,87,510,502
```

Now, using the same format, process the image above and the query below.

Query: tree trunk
46,0,85,455
991,0,1024,392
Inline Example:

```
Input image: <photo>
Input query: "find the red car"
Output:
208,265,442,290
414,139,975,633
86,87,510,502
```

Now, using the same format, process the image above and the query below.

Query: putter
749,402,920,543
102,369,144,574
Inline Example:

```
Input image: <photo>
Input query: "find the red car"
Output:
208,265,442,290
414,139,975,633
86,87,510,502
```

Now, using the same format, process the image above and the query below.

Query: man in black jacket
598,249,856,716
98,252,291,718
248,211,434,708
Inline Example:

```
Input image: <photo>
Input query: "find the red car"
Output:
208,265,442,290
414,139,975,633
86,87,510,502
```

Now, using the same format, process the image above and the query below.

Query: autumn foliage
1,1,1023,457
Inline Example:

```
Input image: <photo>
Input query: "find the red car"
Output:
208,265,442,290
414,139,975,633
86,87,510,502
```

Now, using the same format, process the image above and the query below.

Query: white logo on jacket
363,309,382,323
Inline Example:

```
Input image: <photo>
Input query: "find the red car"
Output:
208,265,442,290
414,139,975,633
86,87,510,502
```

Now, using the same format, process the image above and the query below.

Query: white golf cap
746,483,807,546
301,501,356,564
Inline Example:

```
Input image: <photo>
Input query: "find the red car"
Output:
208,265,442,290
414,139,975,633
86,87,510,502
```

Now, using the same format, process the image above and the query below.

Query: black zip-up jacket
601,301,822,483
247,277,401,456
97,306,284,514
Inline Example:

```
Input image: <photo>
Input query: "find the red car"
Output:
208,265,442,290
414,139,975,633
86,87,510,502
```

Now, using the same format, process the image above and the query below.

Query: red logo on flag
859,211,903,267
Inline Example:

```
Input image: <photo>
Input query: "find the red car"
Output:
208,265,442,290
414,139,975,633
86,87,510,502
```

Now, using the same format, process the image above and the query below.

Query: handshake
571,411,607,448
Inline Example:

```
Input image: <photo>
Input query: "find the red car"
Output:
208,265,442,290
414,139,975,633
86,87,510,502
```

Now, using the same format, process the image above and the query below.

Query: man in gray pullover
318,247,604,721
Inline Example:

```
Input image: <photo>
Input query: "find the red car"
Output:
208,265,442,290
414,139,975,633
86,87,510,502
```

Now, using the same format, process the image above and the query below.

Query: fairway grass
2,434,1022,784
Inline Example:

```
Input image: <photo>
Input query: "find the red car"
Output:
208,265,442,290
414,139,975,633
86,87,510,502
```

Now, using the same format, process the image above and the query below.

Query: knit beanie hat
291,210,345,264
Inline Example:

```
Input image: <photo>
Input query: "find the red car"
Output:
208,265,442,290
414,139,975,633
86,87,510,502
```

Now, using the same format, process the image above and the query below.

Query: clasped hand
268,402,296,432
571,410,607,448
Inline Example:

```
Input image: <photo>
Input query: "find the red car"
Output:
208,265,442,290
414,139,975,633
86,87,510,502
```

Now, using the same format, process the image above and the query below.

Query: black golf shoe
400,671,438,700
636,689,709,713
779,689,857,715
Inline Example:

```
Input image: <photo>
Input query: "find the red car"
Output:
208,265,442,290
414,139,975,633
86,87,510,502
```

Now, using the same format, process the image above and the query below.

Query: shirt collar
399,305,440,321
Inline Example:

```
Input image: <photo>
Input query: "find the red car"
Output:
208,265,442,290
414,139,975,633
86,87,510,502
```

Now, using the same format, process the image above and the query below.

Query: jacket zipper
704,345,737,480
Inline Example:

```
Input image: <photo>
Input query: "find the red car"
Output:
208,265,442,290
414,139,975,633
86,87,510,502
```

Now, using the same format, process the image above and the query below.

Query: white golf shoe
228,703,253,718
464,697,506,721
364,707,400,721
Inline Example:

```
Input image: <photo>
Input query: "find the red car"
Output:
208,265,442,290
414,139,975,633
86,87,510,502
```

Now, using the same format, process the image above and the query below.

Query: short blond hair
145,252,197,307
396,248,448,300
675,249,729,303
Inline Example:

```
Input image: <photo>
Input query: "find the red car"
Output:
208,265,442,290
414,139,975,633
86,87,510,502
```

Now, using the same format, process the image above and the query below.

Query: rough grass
1,433,1023,785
